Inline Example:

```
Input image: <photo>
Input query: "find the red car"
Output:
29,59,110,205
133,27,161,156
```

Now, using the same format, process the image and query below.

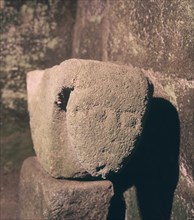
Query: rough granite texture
73,1,194,219
0,0,76,116
144,71,194,220
1,0,194,219
27,59,153,178
73,0,194,80
115,72,194,220
19,157,113,220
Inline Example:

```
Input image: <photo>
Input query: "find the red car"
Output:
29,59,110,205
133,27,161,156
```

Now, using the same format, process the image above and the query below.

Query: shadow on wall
108,97,180,220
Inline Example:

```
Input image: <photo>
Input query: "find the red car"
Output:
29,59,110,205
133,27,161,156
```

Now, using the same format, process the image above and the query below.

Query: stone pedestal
19,157,114,220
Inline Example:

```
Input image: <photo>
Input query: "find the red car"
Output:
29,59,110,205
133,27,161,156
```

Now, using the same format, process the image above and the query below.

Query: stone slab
19,157,114,220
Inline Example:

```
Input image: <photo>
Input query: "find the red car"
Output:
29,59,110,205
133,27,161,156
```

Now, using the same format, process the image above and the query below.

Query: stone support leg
19,157,114,220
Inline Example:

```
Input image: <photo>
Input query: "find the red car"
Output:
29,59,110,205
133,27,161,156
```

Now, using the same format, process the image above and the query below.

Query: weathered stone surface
73,0,107,60
73,0,194,80
0,2,77,216
73,1,194,219
27,63,87,179
0,0,77,116
144,71,194,220
2,0,193,218
27,59,153,178
19,157,113,220
119,72,194,220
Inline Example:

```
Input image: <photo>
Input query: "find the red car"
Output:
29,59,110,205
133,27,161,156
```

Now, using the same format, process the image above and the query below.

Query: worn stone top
27,59,153,179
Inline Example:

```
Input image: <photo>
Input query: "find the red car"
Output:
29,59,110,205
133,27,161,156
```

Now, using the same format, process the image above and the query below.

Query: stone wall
1,0,194,219
0,0,77,173
72,0,194,219
0,0,77,116
73,0,194,80
0,2,77,218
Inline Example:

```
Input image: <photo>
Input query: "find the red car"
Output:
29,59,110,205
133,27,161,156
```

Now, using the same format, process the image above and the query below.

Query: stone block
19,157,114,220
27,59,153,178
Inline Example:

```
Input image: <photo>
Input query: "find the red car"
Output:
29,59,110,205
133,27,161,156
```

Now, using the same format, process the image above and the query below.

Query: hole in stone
96,164,106,172
55,87,74,112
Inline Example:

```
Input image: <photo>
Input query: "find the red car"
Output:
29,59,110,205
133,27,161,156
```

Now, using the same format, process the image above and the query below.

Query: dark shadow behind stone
108,98,180,220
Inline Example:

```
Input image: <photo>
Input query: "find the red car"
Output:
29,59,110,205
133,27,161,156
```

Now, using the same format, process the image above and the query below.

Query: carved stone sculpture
27,59,153,178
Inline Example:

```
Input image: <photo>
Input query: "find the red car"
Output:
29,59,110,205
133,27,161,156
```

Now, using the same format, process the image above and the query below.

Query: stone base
19,157,113,220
